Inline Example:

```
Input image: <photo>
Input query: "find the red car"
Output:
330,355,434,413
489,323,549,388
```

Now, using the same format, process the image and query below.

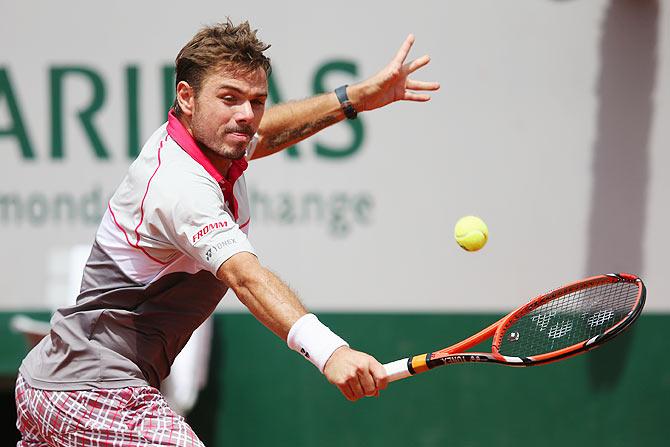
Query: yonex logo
548,321,573,339
205,239,237,261
587,310,614,327
532,312,557,331
192,221,228,243
446,355,469,364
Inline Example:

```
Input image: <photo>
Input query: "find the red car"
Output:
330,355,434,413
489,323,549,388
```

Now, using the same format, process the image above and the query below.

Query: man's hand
323,346,388,401
350,34,440,113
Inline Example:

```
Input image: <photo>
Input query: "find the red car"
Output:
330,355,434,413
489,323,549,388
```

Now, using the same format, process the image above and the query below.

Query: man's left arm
252,34,440,160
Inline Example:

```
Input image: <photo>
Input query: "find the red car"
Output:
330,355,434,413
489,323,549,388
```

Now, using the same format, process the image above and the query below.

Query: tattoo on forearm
266,114,340,151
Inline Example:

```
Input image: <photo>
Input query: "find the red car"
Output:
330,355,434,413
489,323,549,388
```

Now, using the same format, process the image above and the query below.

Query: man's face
189,66,268,160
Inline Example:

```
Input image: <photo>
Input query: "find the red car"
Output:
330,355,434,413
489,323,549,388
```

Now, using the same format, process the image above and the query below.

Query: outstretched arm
252,34,439,160
217,252,388,401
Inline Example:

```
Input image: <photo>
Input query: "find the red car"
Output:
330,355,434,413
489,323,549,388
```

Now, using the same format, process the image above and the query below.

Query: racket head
492,273,646,365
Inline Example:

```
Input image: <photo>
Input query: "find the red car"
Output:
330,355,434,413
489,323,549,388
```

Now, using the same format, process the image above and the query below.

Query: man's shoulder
117,125,222,212
158,143,220,195
135,127,219,189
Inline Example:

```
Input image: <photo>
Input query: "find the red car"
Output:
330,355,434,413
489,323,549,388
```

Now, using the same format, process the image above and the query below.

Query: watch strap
334,85,358,120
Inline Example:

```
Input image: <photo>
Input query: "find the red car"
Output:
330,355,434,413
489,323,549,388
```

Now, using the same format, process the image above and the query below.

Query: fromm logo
192,221,228,243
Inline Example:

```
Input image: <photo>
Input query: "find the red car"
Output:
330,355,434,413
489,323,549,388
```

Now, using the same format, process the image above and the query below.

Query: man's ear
176,81,195,116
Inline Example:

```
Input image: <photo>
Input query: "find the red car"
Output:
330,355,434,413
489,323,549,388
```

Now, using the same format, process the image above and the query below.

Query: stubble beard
192,123,251,161
201,137,247,160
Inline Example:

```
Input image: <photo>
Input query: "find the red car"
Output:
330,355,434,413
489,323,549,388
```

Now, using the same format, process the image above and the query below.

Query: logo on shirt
192,221,229,243
205,239,237,262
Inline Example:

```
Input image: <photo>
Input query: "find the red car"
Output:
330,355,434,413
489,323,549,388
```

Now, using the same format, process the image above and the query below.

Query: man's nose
234,100,254,122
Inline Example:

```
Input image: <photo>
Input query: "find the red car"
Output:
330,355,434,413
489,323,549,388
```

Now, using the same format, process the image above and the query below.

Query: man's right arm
251,34,439,160
216,251,388,401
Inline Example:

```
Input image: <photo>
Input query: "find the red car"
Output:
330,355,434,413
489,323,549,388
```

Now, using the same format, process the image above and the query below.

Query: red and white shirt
20,111,256,390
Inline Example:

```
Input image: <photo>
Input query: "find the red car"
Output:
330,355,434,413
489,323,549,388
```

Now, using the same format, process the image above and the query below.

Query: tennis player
15,19,439,446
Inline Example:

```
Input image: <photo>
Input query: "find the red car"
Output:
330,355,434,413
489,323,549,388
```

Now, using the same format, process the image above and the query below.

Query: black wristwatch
335,85,358,120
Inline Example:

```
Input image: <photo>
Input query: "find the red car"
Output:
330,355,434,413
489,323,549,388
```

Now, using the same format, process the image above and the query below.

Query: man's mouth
224,123,254,143
227,132,251,143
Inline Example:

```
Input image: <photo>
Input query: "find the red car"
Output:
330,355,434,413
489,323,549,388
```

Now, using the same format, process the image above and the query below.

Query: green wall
2,313,668,446
189,314,669,447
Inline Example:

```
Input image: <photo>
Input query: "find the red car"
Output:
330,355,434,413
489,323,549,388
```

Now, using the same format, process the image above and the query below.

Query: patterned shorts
15,374,205,447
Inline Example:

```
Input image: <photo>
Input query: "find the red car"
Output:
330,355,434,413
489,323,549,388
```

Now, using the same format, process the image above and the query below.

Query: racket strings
497,281,639,357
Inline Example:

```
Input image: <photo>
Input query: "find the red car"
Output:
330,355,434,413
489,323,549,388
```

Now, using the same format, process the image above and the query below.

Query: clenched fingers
324,347,389,402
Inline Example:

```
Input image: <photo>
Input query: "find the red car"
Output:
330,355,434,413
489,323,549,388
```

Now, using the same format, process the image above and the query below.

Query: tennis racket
383,272,646,382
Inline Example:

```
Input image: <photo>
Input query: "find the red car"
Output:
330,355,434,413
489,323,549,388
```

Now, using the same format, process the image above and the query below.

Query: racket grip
383,358,412,382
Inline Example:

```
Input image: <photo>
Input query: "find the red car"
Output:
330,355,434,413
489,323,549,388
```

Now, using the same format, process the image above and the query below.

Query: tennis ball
454,215,488,252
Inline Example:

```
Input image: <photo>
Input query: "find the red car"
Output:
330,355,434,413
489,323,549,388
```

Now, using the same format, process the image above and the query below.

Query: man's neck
203,151,233,180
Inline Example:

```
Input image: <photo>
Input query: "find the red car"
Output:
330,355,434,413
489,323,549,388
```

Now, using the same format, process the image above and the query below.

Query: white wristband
287,313,349,373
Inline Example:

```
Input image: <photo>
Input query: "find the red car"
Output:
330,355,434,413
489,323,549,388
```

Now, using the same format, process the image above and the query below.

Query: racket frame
383,273,646,382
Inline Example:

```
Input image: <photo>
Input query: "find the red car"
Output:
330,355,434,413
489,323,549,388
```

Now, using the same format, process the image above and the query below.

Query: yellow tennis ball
454,215,489,252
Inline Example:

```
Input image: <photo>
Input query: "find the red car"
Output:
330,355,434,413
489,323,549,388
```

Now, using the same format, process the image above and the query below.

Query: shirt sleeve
161,174,256,276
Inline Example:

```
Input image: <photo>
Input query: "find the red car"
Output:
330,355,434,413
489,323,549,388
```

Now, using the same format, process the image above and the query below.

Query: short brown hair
172,19,272,115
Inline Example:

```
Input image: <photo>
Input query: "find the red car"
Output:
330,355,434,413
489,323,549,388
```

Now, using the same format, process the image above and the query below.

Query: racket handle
383,358,412,382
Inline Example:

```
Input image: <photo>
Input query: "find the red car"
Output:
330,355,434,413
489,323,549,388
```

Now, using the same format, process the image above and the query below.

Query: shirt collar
167,109,248,184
